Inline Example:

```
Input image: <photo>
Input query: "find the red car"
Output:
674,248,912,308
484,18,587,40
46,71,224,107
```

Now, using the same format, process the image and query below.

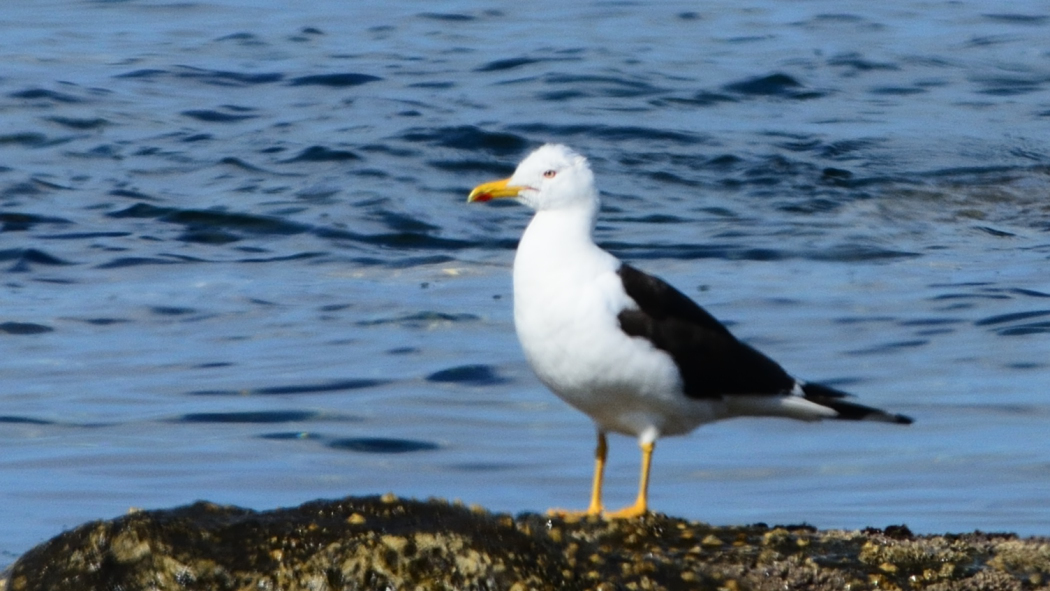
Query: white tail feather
724,394,838,422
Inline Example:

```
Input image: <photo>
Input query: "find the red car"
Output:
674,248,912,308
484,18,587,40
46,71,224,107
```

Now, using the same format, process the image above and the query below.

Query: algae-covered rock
5,496,1050,590
5,495,572,591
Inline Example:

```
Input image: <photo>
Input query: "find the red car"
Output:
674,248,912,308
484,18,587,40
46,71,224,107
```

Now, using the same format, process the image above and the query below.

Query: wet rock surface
5,495,1050,591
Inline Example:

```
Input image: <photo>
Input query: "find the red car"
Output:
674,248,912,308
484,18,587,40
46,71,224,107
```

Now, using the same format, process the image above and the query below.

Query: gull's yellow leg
584,431,608,515
604,440,654,519
548,431,607,517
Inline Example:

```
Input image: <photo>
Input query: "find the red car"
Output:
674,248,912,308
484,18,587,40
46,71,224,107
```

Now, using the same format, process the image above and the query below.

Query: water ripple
722,73,827,100
284,146,362,163
176,411,319,424
0,248,73,272
426,364,509,386
120,65,284,86
288,73,381,87
0,322,53,335
401,126,529,155
181,109,258,123
328,437,439,453
188,379,390,397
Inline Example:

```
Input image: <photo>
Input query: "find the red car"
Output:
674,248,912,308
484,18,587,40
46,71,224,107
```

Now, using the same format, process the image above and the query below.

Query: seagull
467,144,912,519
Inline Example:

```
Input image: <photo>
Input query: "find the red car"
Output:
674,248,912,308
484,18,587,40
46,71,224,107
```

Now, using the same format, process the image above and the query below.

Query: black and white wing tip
799,382,913,425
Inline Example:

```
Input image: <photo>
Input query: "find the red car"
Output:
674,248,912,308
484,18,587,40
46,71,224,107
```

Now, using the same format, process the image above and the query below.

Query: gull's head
468,144,598,212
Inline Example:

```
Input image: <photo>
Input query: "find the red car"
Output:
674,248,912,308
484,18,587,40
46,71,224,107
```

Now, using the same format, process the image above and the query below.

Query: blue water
3,0,1050,568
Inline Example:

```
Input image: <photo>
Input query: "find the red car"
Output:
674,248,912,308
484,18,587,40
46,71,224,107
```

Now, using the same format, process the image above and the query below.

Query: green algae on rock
6,495,1050,591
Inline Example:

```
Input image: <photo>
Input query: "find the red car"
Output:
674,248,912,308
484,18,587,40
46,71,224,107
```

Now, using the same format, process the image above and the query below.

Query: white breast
511,209,722,439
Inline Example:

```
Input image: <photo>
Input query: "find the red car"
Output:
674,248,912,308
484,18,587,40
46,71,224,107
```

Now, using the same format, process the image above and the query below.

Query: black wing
616,263,795,399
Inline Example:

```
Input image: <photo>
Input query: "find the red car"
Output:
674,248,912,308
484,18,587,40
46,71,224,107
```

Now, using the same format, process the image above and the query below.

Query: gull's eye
543,170,557,179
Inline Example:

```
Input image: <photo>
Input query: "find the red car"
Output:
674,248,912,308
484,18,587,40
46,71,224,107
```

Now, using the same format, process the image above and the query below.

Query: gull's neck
521,204,597,253
514,202,617,284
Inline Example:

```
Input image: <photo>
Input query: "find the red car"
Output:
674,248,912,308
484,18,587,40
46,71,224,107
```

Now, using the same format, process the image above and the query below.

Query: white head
468,144,599,213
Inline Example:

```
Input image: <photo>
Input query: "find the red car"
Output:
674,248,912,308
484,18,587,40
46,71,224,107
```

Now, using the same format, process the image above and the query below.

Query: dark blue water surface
3,0,1050,568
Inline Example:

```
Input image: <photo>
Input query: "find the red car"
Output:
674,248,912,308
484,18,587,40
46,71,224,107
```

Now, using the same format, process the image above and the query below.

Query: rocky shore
5,494,1050,590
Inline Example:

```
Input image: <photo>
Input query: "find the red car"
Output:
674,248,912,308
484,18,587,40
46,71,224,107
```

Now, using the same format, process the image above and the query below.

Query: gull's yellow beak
467,178,524,203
